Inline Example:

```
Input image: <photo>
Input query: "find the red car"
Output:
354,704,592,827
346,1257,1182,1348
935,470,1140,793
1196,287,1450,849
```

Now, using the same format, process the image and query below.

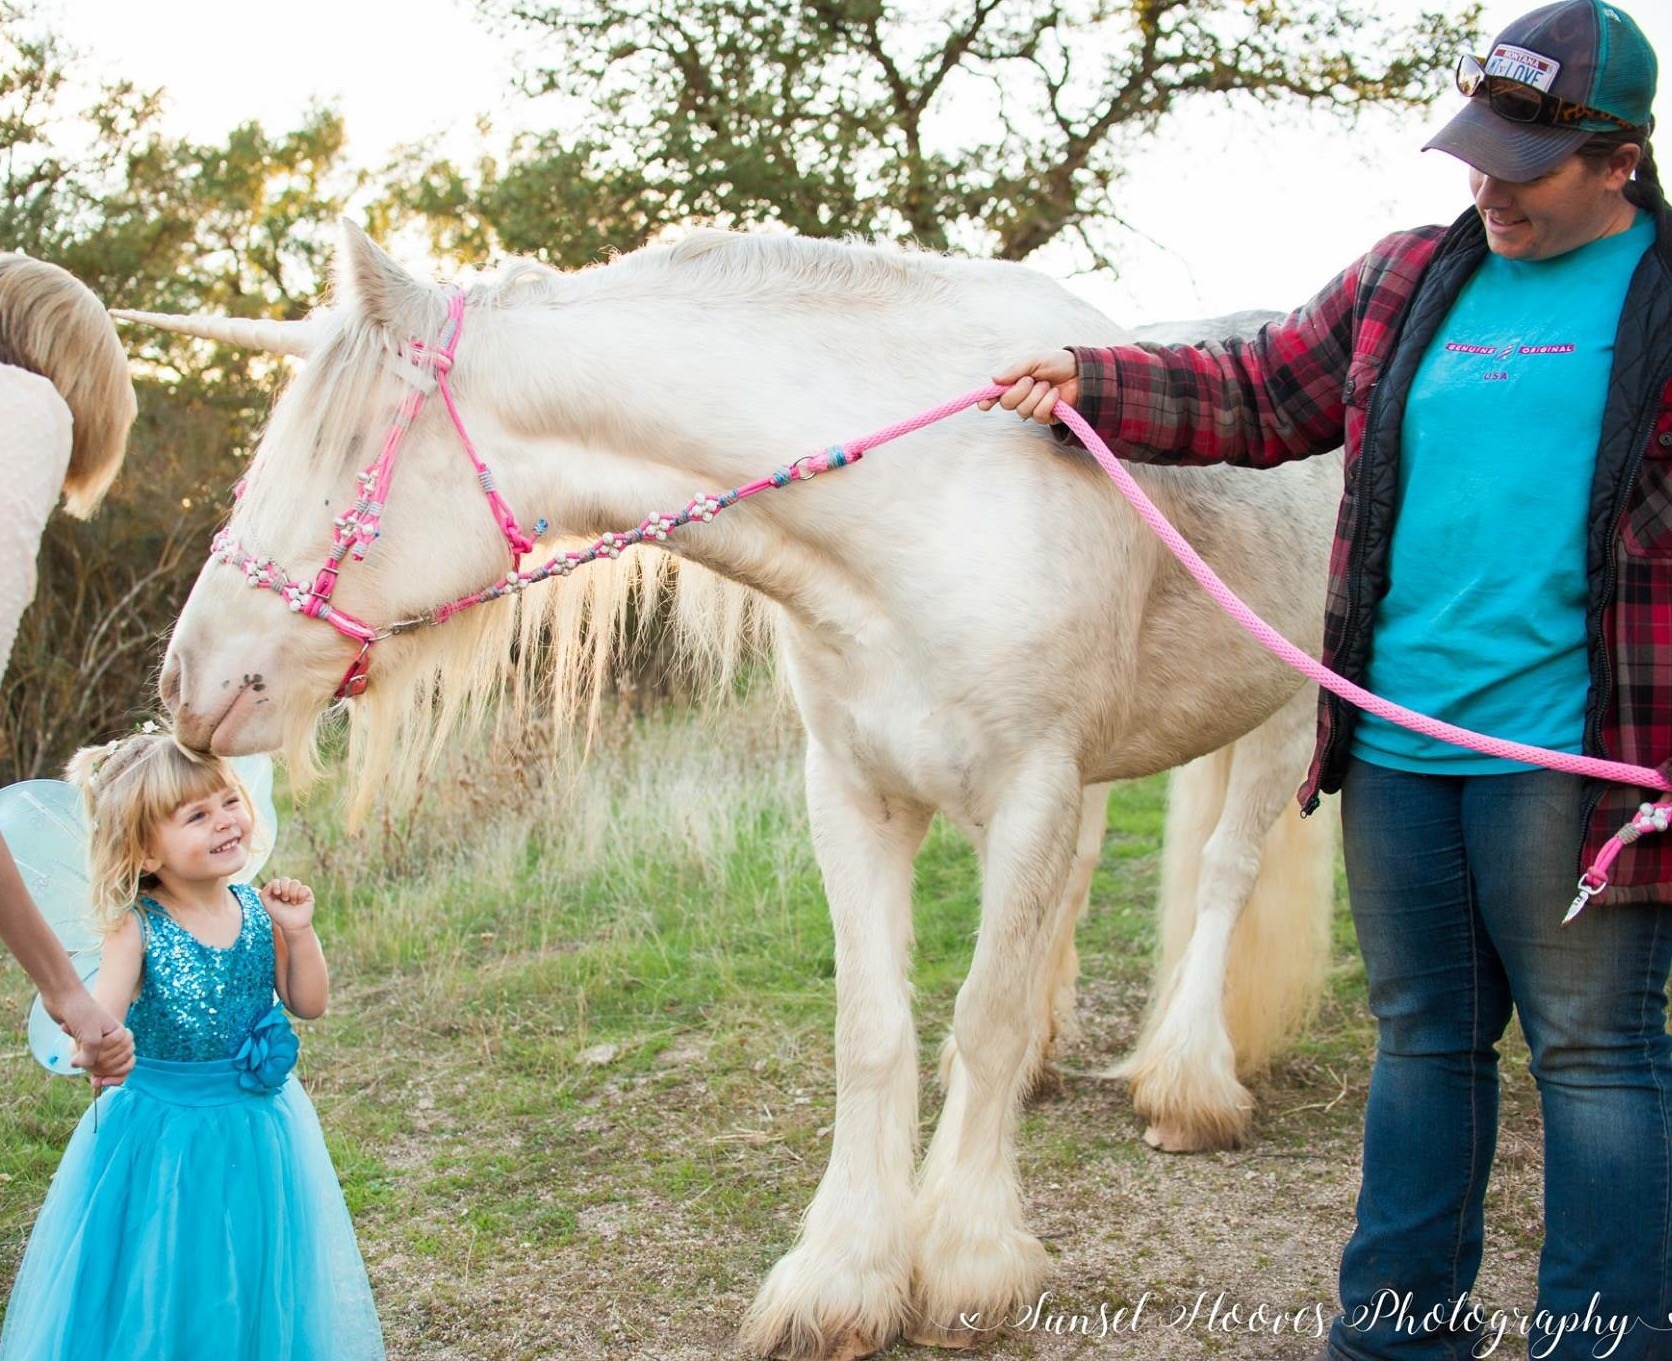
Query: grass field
0,700,1548,1360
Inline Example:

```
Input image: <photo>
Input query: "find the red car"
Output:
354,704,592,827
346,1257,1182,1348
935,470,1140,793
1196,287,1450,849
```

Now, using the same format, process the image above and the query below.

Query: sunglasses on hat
1455,53,1640,132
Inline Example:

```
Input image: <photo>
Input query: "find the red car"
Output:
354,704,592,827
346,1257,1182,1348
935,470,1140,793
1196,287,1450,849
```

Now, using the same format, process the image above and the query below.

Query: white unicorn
128,224,1340,1359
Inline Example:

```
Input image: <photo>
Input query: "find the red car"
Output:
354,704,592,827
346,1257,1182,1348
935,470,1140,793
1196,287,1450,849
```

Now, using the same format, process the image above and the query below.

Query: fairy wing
236,755,279,883
2,778,102,1077
25,948,101,1074
1,754,279,1075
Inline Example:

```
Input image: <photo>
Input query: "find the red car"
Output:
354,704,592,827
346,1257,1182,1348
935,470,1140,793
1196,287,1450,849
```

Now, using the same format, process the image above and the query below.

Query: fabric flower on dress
232,1003,299,1094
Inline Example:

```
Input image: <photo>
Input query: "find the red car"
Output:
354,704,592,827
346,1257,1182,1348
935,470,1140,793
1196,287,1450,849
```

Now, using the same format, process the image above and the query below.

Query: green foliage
388,0,1481,266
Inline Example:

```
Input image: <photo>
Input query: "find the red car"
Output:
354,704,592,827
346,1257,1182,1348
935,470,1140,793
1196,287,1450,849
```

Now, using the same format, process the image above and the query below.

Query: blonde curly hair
0,253,137,518
65,727,260,931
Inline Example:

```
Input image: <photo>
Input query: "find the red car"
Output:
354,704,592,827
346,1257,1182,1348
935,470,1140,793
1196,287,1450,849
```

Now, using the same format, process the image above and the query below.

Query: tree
0,4,354,781
388,0,1478,267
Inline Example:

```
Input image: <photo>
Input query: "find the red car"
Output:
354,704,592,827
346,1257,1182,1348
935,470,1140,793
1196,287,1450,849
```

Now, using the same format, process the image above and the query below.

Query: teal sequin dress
0,884,385,1361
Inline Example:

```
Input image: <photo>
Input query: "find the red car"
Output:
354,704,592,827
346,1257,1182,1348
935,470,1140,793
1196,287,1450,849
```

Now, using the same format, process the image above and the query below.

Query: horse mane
247,246,787,820
325,546,772,827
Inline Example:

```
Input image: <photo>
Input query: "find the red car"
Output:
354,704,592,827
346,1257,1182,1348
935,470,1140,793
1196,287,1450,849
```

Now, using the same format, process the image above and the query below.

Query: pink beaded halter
206,289,864,700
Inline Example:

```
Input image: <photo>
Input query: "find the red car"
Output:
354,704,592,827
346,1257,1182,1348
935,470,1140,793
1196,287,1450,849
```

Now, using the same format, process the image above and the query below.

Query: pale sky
48,0,1672,326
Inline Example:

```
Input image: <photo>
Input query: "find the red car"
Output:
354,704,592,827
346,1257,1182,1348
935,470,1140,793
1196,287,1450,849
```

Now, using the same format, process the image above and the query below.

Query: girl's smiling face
141,785,253,884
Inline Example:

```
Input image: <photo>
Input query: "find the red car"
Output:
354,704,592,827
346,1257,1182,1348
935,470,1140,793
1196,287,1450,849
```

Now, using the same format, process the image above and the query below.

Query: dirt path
347,968,1547,1361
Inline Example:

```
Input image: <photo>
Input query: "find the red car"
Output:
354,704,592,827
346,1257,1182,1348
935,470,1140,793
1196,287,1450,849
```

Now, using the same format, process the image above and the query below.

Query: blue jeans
1327,759,1672,1361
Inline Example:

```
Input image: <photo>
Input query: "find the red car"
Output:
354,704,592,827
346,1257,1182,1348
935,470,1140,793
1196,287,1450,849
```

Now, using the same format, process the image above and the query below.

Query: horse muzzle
160,626,292,756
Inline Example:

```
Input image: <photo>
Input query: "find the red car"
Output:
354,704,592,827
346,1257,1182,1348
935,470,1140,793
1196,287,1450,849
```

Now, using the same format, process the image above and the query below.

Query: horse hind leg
1109,688,1334,1152
739,744,932,1361
1033,783,1110,1101
909,759,1083,1347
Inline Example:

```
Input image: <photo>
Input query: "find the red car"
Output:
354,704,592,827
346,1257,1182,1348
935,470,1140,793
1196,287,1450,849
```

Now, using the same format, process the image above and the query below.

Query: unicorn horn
110,310,317,358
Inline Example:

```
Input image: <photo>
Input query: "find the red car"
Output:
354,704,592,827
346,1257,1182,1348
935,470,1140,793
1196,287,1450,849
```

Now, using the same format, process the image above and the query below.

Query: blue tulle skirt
0,1057,385,1361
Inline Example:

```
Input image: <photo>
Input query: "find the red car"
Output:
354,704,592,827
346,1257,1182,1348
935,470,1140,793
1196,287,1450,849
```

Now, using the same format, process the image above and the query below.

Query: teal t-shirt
1351,211,1654,773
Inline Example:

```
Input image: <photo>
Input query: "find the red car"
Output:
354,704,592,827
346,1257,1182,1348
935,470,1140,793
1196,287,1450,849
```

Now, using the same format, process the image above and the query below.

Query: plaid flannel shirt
1065,205,1672,898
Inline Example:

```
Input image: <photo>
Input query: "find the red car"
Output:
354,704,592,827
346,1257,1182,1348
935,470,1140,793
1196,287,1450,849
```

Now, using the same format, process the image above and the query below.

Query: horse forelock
239,311,398,532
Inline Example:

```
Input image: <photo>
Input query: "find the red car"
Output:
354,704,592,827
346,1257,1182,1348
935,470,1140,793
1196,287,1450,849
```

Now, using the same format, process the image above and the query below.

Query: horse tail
1225,791,1335,1072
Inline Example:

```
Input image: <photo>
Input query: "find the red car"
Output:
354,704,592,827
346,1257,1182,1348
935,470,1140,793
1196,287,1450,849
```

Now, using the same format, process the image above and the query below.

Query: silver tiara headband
85,720,164,792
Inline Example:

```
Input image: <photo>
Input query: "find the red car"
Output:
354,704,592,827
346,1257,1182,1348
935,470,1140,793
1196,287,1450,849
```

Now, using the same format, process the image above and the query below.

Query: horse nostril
159,653,183,715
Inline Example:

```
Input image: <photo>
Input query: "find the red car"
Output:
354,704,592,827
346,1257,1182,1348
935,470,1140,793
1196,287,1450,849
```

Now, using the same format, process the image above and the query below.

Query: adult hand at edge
978,351,1080,426
55,990,135,1085
0,831,134,1084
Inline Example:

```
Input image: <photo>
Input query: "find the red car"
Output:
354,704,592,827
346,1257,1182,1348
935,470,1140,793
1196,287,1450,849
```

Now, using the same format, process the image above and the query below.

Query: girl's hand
260,877,316,935
979,351,1080,426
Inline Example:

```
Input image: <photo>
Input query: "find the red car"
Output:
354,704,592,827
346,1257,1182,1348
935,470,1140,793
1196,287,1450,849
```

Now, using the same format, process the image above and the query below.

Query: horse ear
337,218,431,331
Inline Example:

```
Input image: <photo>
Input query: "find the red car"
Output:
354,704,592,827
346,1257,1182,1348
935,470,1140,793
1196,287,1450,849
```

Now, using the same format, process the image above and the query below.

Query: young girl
0,729,385,1361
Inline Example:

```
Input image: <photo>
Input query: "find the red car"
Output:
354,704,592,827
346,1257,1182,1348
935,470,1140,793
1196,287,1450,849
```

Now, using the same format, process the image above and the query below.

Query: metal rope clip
1562,871,1607,926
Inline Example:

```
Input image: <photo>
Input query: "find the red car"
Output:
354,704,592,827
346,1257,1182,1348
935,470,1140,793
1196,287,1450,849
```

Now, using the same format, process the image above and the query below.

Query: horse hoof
738,1240,907,1361
903,1319,988,1350
739,1321,890,1361
810,1331,885,1361
1114,1044,1253,1153
907,1212,1046,1354
1142,1118,1242,1153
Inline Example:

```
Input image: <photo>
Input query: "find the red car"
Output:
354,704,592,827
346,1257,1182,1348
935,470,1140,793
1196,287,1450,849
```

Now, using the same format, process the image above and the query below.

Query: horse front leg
908,759,1083,1348
739,743,931,1361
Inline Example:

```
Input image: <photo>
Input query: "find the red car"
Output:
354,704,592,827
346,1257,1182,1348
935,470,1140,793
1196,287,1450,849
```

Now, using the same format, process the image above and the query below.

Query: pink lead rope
1033,391,1672,922
739,383,1672,922
203,299,1669,920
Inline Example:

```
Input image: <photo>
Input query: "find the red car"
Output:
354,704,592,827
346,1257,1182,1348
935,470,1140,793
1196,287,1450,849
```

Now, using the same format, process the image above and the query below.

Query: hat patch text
1486,44,1561,92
